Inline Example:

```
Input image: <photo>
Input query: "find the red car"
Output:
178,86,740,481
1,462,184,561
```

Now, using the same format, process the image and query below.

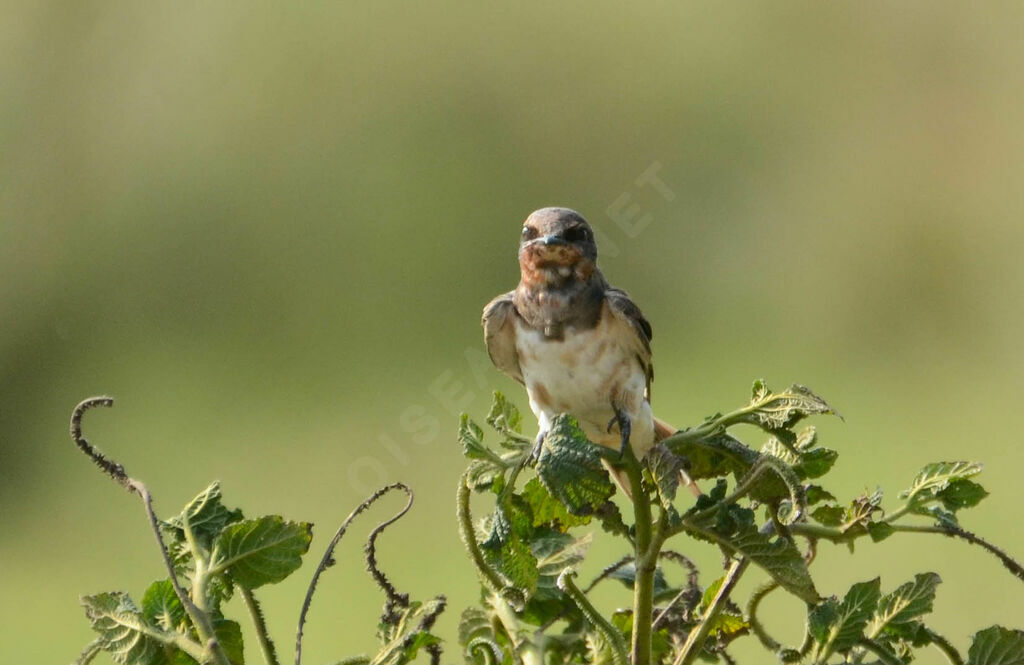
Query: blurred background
2,2,1023,663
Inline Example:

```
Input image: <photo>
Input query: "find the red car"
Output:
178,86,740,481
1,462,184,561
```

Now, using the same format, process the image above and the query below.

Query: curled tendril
467,638,505,665
296,483,415,665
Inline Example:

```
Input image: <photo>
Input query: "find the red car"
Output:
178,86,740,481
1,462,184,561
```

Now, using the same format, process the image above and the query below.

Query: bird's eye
522,226,539,241
563,226,590,243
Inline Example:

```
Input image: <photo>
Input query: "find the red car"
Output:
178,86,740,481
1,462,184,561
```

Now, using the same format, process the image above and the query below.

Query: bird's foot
530,430,548,464
606,408,631,459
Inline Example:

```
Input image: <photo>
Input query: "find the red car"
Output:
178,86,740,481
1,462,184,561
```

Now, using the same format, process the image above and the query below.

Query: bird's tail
603,416,701,502
653,416,701,498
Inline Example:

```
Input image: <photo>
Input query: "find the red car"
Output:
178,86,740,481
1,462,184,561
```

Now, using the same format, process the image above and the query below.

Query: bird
481,207,697,499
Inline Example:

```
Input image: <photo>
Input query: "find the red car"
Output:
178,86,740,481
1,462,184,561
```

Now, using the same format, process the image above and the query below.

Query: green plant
69,397,445,665
70,381,1024,665
455,383,1024,665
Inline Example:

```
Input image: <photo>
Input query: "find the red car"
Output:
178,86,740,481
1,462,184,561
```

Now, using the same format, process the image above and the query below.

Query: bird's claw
607,408,631,459
529,430,548,464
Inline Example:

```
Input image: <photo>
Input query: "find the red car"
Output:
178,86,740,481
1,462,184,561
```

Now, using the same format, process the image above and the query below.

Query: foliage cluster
69,381,1024,665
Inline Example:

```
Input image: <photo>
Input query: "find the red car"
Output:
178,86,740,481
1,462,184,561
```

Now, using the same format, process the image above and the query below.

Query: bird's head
517,207,598,288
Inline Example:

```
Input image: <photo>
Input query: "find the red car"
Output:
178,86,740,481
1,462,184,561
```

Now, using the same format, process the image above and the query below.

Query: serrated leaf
844,489,884,530
481,511,539,601
465,459,505,491
900,461,983,505
667,432,759,481
536,414,616,514
866,521,895,543
684,506,819,603
81,592,169,665
647,444,685,507
868,573,941,639
459,415,490,460
162,482,243,551
521,477,591,531
533,532,592,600
210,516,312,589
141,580,187,633
810,578,882,660
806,485,838,505
745,381,837,432
937,478,988,512
967,626,1024,665
212,617,244,665
794,448,839,480
458,608,511,665
486,391,523,436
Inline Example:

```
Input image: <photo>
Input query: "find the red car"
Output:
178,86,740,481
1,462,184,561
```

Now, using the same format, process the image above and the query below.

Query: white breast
513,304,653,453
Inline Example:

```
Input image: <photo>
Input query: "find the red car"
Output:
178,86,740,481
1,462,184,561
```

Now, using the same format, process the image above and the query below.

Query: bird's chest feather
513,312,641,419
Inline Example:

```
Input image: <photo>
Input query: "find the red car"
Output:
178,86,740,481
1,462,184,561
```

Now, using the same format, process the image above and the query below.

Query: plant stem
673,558,750,665
925,628,964,665
746,581,781,651
557,570,628,665
623,451,655,665
241,587,280,665
456,473,519,606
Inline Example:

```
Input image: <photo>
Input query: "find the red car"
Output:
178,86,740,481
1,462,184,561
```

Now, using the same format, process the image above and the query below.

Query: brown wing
605,287,654,400
482,290,524,384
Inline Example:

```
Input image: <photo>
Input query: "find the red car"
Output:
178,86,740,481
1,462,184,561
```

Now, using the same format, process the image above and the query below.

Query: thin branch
71,638,103,665
364,485,415,620
456,472,522,609
746,581,781,652
295,483,413,665
582,555,635,593
69,397,230,665
925,628,965,665
557,570,628,665
672,558,750,665
241,587,280,665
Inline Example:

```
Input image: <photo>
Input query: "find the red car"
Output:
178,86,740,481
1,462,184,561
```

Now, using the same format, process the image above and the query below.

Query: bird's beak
538,235,568,247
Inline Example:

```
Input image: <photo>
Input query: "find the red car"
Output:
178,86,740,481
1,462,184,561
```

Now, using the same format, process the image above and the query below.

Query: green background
2,3,1023,663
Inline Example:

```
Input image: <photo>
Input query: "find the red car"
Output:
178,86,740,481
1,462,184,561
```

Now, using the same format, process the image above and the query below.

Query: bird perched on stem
481,207,697,499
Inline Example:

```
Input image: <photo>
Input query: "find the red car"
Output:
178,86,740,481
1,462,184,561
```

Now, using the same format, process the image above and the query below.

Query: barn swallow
482,207,696,499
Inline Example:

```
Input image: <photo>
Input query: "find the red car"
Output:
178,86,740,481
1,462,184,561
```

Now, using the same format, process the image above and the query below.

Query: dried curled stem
295,483,414,665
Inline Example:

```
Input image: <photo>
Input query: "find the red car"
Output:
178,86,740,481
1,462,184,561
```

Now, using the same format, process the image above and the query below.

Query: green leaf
481,506,540,601
966,626,1024,665
668,432,759,481
212,617,244,665
745,381,838,432
684,504,819,603
900,461,983,505
811,505,845,527
844,489,884,529
161,482,243,551
466,459,505,492
937,478,989,512
210,516,312,589
533,532,592,600
536,414,616,514
459,415,490,460
81,592,170,665
458,608,511,665
647,444,685,507
141,580,187,633
809,578,882,660
793,448,839,480
866,521,896,543
806,485,837,505
487,391,523,436
868,573,941,639
521,477,592,531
